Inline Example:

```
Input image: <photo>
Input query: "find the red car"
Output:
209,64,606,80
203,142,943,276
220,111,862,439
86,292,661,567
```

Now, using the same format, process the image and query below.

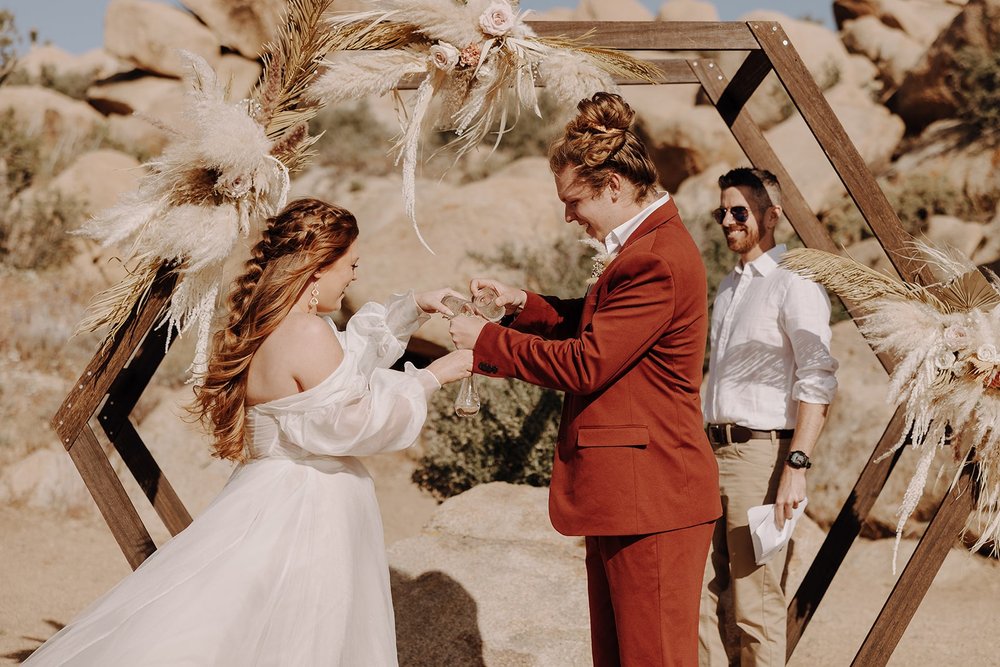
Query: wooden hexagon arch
49,20,979,666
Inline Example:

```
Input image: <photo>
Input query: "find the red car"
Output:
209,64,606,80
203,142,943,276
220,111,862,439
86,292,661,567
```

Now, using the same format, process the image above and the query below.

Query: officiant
699,167,839,666
449,92,721,667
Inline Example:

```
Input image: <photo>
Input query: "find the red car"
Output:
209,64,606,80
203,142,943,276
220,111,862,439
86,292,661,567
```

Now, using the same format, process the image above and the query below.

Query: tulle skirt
23,456,399,666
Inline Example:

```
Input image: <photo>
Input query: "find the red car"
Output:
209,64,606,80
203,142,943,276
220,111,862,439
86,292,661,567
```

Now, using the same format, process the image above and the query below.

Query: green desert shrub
6,63,96,100
820,173,985,247
413,234,592,499
0,110,87,269
951,42,1000,139
0,10,18,83
414,376,561,499
0,189,84,269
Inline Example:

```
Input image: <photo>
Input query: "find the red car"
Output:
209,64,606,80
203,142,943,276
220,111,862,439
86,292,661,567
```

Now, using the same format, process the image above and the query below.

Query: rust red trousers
586,521,715,666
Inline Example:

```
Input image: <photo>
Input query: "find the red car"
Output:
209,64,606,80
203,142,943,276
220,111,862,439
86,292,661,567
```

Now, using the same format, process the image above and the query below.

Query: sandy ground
2,454,998,666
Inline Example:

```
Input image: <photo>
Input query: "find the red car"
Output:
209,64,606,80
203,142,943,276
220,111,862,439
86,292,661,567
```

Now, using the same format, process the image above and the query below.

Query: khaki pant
698,436,790,667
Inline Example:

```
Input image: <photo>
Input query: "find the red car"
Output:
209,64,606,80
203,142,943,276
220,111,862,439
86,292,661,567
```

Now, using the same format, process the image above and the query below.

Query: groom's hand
415,288,466,317
449,314,488,350
470,278,527,317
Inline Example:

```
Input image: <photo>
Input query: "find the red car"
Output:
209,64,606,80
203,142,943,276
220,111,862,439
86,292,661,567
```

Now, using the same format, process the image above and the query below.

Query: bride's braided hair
192,198,359,461
549,92,658,201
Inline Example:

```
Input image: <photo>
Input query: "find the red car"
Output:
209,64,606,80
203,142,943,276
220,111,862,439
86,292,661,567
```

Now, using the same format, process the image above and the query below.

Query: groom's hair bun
549,92,658,200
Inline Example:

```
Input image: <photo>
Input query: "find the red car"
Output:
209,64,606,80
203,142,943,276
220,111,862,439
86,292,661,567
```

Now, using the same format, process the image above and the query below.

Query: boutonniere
582,238,618,285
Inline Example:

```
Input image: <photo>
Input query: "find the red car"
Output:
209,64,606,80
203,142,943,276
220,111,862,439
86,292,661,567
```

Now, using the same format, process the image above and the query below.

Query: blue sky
2,0,833,54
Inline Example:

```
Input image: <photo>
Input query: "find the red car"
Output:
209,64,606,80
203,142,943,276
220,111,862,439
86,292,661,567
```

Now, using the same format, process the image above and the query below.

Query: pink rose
429,42,460,71
479,1,515,36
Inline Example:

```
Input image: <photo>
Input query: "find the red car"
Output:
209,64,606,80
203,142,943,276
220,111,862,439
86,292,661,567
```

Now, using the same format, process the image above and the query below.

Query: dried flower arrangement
782,243,1000,564
77,0,338,375
310,0,660,252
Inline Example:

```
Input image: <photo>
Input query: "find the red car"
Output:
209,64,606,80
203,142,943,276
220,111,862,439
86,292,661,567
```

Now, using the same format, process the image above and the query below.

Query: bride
25,198,472,666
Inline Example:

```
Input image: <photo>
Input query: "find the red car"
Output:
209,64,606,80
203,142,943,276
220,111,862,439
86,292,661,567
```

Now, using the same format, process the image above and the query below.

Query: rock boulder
573,0,654,21
765,84,904,213
389,483,589,666
890,0,1000,133
104,0,220,78
390,481,825,666
46,150,143,217
0,85,106,150
841,16,925,89
657,0,719,22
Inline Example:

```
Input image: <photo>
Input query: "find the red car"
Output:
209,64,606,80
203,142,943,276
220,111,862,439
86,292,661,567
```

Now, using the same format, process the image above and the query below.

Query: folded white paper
747,498,808,566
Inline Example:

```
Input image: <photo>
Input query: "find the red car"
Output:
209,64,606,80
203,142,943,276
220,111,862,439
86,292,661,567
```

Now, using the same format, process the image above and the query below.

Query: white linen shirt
703,244,838,430
604,192,671,254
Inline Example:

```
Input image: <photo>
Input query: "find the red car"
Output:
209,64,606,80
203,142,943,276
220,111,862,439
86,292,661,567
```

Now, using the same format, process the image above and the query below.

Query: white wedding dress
24,294,438,666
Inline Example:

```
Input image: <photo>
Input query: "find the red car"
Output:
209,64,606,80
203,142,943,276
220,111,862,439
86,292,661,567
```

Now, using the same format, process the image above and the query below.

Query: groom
449,92,721,666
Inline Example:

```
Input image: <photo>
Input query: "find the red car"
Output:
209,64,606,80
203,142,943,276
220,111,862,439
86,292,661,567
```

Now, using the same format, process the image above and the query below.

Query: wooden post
851,459,978,666
748,21,934,285
50,264,191,568
98,320,193,537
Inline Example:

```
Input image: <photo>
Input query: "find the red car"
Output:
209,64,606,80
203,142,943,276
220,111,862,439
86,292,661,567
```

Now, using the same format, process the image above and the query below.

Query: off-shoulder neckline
246,317,345,411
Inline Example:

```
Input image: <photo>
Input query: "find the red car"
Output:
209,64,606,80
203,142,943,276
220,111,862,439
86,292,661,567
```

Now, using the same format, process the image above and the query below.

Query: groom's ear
607,173,623,202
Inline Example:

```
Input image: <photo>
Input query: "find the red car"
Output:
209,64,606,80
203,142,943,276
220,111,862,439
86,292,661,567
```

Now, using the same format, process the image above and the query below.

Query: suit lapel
579,198,679,329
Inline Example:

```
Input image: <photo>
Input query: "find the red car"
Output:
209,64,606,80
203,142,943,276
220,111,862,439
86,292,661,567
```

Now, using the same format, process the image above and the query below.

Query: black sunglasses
712,206,751,224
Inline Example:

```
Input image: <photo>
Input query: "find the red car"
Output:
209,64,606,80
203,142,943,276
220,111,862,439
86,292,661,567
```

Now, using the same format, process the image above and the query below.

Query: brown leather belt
705,423,794,446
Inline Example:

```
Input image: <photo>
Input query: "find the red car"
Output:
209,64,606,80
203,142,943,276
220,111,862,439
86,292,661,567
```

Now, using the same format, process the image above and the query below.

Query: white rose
479,1,515,36
942,324,969,350
977,344,998,363
933,350,957,371
429,42,460,71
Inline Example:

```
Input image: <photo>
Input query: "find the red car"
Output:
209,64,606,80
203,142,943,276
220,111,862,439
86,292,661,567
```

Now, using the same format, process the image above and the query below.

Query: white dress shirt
703,244,838,430
604,192,671,254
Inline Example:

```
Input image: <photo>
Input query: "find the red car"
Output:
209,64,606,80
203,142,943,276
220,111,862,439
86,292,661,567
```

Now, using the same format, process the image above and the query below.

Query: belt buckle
706,424,731,446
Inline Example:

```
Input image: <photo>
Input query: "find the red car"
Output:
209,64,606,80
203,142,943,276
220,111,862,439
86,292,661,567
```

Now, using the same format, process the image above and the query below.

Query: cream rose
942,324,969,350
977,344,998,363
429,42,460,71
479,1,515,36
933,350,957,371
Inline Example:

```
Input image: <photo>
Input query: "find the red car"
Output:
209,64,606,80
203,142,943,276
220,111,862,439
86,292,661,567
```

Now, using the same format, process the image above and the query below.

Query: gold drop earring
308,285,320,314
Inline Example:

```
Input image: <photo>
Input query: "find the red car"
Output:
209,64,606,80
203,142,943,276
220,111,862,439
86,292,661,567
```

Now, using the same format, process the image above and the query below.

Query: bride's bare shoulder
249,313,345,399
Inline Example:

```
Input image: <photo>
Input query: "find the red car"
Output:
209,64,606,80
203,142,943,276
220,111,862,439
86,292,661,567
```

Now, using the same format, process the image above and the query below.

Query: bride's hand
414,288,466,317
470,278,526,317
426,349,473,385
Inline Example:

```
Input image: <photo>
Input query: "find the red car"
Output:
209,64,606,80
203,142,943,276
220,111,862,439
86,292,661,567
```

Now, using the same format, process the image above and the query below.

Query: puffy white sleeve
343,292,430,376
274,362,440,457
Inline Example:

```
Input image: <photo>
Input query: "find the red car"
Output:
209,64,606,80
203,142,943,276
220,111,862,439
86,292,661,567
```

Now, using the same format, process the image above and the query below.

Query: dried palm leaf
931,270,1000,313
255,0,341,141
533,35,661,84
325,17,426,51
780,248,946,310
75,258,161,346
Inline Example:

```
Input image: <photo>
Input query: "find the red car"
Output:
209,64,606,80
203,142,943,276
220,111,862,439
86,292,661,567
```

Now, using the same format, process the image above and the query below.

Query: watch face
788,451,809,468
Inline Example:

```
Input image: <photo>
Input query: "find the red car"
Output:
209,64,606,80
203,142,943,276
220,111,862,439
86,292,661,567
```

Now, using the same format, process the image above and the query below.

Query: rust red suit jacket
474,199,722,536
